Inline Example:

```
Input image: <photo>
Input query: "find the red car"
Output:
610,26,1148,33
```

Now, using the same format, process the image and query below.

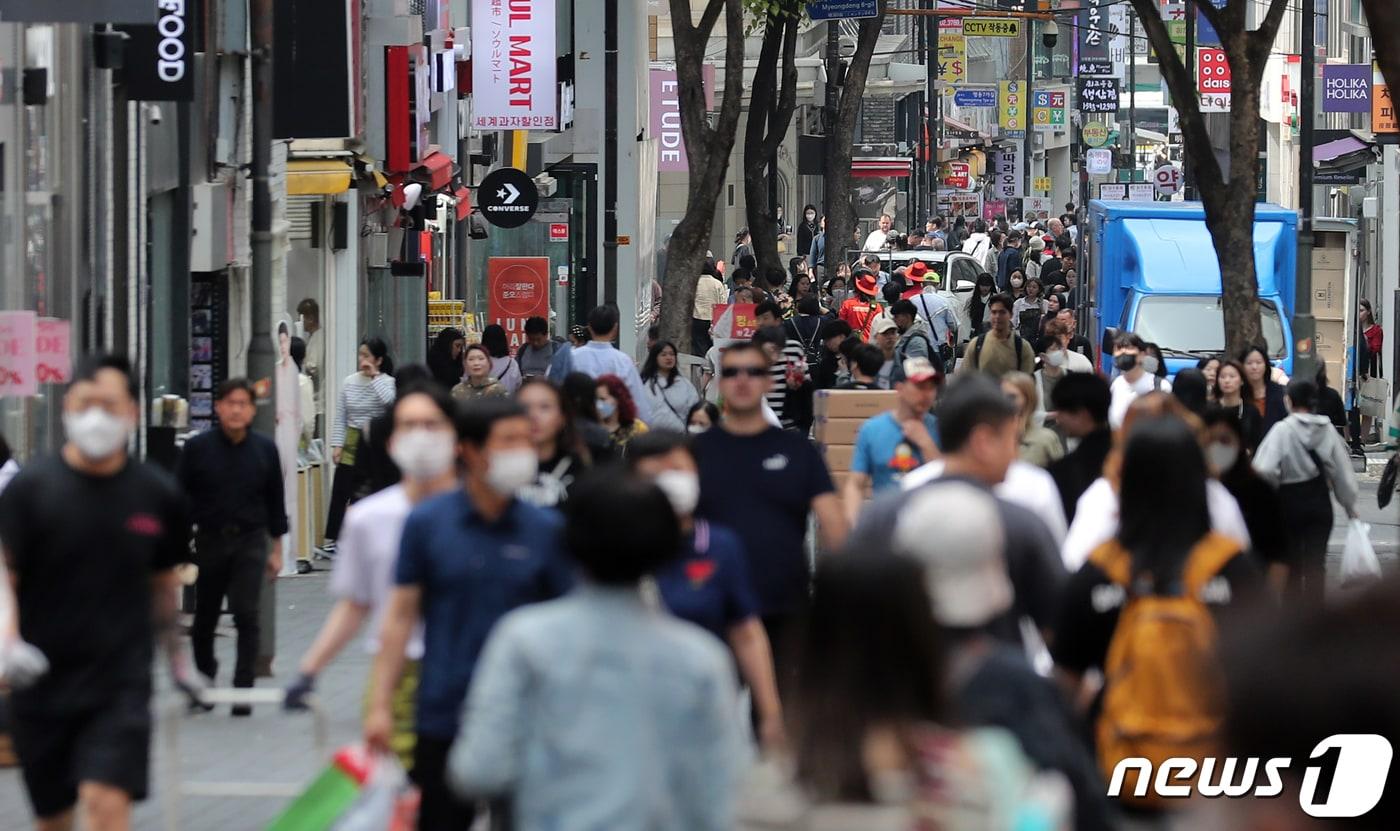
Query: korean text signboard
953,87,998,108
1197,48,1231,113
993,148,1021,200
806,0,879,20
471,0,558,130
0,311,36,398
1032,90,1066,131
962,18,1020,38
710,304,758,341
487,257,551,352
1322,65,1371,114
999,81,1026,137
1079,77,1119,114
1374,83,1398,137
1078,0,1111,76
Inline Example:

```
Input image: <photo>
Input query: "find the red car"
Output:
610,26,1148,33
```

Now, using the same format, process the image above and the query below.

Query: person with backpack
957,293,1036,379
783,295,828,380
905,262,957,362
1251,378,1359,606
1108,332,1172,429
1052,415,1264,820
889,300,944,383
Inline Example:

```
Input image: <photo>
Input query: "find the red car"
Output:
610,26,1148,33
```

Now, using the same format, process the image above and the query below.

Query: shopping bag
1379,455,1399,510
330,755,407,831
1359,377,1390,419
1341,519,1383,585
265,745,374,831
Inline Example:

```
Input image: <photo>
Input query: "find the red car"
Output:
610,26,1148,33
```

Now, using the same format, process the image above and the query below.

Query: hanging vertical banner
650,66,715,173
1374,83,1399,137
1197,48,1231,112
487,257,552,353
1077,0,1111,76
938,34,966,84
993,148,1021,199
34,318,71,384
1032,90,1066,131
0,310,37,398
1322,65,1371,113
999,81,1026,136
471,0,558,129
117,0,197,102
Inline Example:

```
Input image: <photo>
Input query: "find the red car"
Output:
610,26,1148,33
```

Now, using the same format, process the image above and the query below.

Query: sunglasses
720,366,768,379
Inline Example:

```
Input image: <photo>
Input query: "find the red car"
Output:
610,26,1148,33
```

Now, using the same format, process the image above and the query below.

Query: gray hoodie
1252,412,1358,511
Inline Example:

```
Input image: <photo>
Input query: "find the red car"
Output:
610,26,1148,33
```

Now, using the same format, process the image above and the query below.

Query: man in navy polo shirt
366,397,573,831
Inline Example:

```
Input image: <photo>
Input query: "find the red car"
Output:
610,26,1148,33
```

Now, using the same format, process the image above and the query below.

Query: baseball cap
1028,236,1045,252
873,316,899,335
901,357,940,384
893,482,1012,628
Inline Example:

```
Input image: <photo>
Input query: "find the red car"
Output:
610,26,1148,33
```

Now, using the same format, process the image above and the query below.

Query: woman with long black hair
966,272,997,336
1239,344,1288,438
639,340,701,432
515,377,590,509
324,337,396,552
479,324,522,394
426,327,464,390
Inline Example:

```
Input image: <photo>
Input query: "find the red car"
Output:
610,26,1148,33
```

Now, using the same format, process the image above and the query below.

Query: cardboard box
814,417,867,445
1314,319,1345,365
1311,266,1346,320
823,443,855,472
814,389,898,419
831,472,870,501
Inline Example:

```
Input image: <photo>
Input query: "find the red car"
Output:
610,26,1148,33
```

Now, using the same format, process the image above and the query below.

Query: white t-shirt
862,228,891,251
1061,477,1252,570
328,484,425,658
902,459,1068,546
1108,372,1173,429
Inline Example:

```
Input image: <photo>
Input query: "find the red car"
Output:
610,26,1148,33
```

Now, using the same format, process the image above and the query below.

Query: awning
286,158,353,195
413,151,454,191
852,157,913,179
453,186,471,221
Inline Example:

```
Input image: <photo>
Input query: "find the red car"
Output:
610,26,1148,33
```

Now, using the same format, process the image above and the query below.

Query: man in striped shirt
754,303,811,432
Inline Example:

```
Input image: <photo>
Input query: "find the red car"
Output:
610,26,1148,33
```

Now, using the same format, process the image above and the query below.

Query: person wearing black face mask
1108,333,1171,428
966,273,997,336
796,204,819,266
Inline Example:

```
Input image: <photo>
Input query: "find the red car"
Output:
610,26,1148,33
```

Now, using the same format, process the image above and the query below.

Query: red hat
854,269,879,296
906,261,930,282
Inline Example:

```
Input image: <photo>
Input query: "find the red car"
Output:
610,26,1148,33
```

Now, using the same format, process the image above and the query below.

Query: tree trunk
822,6,885,274
1362,1,1400,100
744,13,785,279
659,0,747,354
1129,0,1290,358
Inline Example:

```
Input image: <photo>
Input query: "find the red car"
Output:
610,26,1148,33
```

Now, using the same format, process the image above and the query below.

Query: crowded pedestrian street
8,1,1400,829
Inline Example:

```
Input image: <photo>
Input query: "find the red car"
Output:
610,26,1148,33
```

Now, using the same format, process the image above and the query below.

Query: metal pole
1294,0,1318,379
824,21,840,225
1182,5,1195,200
1023,0,1034,213
927,0,940,222
1128,5,1137,181
249,0,275,430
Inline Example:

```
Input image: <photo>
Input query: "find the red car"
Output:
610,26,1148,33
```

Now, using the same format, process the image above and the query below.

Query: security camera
402,182,423,211
1042,21,1059,49
148,104,163,126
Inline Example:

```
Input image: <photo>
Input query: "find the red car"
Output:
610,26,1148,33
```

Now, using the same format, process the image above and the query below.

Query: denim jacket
448,585,743,830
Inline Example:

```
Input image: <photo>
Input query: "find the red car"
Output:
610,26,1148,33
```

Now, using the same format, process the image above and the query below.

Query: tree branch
1363,0,1400,107
761,10,799,161
710,0,747,160
1245,0,1292,80
1128,0,1224,191
696,0,726,39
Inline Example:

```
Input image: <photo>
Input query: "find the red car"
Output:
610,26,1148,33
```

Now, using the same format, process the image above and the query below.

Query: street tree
1127,0,1289,357
660,0,748,353
743,0,802,277
1362,2,1400,101
823,2,887,273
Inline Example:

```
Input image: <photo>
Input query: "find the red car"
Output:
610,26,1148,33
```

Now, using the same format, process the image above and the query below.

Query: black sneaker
231,703,252,717
296,559,313,575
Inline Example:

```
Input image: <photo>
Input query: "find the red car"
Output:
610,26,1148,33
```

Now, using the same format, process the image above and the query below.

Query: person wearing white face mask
284,383,460,766
627,430,785,752
0,355,194,831
366,397,574,831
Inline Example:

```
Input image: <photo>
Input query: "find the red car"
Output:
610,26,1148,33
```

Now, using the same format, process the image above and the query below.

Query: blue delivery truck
1084,200,1298,377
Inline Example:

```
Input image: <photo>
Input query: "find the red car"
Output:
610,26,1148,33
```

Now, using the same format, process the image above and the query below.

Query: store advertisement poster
487,257,552,353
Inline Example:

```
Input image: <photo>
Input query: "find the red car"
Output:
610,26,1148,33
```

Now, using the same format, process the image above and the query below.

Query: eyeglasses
720,366,768,379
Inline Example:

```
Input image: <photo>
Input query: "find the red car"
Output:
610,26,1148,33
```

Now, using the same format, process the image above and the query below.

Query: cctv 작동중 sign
117,0,196,101
471,0,558,130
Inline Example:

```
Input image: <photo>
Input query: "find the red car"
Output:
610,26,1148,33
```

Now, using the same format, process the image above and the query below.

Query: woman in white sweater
638,340,701,432
324,338,396,549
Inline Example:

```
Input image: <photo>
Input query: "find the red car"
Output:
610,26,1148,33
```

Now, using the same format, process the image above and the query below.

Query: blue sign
1196,0,1227,48
954,88,998,108
807,0,879,20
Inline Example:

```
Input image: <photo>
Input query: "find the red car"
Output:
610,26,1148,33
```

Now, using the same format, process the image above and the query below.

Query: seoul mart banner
471,0,558,130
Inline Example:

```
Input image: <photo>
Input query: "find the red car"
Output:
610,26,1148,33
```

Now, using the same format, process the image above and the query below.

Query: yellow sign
963,18,1022,38
938,34,965,84
1033,177,1053,193
999,81,1026,133
1082,122,1110,147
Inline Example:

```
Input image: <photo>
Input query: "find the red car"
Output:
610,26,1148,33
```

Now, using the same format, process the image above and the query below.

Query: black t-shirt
0,455,190,714
1050,548,1262,676
693,427,835,616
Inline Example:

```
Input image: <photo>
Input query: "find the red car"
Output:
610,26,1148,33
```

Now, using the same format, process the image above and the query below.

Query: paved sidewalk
0,571,365,831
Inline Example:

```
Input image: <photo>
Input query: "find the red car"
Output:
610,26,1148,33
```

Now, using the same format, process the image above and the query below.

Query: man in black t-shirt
0,355,191,829
692,342,848,661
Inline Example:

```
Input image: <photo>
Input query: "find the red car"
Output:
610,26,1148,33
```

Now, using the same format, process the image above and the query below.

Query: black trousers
1278,477,1334,608
413,735,476,831
191,532,268,687
323,460,359,541
691,318,714,356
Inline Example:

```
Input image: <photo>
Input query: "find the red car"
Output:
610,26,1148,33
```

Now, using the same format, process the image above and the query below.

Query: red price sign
0,310,36,398
549,222,568,242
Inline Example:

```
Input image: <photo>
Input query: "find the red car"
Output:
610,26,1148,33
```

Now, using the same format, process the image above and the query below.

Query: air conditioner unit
190,183,230,273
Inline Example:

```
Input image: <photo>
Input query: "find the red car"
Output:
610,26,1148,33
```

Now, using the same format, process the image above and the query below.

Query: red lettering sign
487,257,552,354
